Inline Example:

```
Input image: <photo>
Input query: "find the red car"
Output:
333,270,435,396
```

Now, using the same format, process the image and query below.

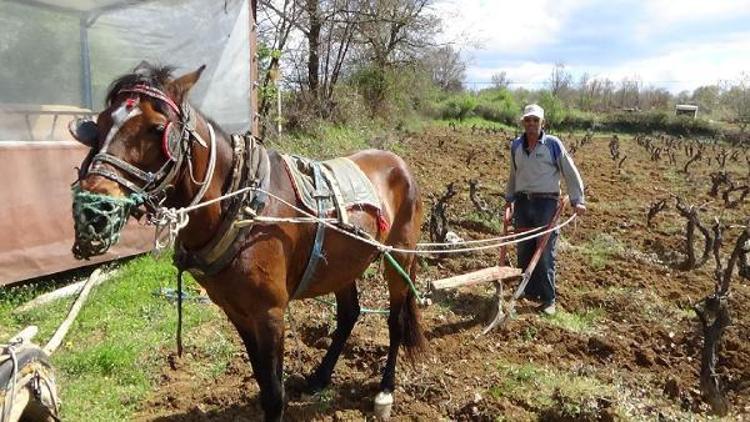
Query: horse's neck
176,117,233,250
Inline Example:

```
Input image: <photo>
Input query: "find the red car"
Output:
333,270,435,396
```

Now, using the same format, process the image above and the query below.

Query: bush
537,91,566,130
561,110,599,131
601,111,718,136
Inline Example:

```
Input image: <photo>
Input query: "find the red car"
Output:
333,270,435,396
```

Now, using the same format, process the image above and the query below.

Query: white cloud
599,33,750,92
441,0,750,92
434,0,591,53
644,0,749,25
466,33,750,93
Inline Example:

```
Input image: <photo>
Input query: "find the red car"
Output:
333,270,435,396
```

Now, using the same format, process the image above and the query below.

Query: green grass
1,254,233,421
463,210,504,234
487,361,620,420
544,308,605,334
273,124,370,159
576,233,625,270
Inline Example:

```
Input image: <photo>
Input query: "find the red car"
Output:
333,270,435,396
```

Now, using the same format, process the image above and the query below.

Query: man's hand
574,203,586,216
505,202,514,219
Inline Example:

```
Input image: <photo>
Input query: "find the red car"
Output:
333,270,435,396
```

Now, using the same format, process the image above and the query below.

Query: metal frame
5,0,156,109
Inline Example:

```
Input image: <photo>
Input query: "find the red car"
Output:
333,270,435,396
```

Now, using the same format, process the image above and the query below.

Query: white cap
521,104,544,120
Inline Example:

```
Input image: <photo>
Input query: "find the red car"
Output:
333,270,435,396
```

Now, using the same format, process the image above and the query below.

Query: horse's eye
154,124,166,133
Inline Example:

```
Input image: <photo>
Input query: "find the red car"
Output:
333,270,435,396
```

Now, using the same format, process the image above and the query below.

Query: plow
429,197,568,334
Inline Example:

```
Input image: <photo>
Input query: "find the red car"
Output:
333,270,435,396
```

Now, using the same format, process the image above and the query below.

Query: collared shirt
505,131,585,205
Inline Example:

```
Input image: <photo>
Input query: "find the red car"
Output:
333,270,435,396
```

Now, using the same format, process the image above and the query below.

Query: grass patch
273,124,370,159
462,210,504,234
488,361,619,420
577,233,625,270
1,254,232,421
544,308,605,334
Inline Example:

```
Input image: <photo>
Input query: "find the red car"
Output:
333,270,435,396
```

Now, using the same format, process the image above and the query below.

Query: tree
547,62,572,99
491,71,510,89
616,76,641,109
692,85,721,116
722,73,750,134
354,0,440,69
423,45,465,92
538,90,565,129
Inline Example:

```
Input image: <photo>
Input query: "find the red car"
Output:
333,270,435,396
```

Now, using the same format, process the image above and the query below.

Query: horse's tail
400,258,426,361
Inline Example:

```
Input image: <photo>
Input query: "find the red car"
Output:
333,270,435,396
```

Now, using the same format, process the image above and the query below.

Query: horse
68,63,425,421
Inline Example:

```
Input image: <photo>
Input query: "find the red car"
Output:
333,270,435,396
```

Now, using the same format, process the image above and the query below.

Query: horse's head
71,62,206,259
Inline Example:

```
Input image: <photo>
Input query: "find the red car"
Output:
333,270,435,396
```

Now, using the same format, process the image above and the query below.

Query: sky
433,0,750,93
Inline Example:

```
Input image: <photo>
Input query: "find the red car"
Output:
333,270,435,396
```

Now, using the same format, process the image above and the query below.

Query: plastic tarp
0,0,252,285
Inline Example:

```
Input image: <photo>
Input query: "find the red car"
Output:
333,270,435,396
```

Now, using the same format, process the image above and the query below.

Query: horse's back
346,149,421,240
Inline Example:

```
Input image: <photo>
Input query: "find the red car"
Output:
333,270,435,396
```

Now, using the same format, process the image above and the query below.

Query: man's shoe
540,303,556,316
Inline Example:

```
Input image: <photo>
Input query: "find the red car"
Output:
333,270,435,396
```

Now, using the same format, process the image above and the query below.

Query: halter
85,84,217,209
71,84,218,259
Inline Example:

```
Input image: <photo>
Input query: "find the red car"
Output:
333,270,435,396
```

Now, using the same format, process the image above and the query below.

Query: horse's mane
106,62,230,141
106,62,175,107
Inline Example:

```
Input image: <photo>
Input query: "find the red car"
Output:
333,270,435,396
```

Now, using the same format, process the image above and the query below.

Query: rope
176,270,184,358
151,185,577,255
1,342,19,422
382,251,429,305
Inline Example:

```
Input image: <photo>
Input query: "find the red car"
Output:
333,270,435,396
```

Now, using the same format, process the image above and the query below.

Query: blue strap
293,162,327,299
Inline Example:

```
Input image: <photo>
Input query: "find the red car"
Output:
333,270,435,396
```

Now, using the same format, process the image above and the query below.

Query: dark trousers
514,197,559,305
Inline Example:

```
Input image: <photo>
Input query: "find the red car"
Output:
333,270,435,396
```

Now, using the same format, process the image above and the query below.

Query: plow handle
511,196,569,299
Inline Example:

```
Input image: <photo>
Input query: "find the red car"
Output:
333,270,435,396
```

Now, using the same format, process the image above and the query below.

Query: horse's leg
377,251,425,414
306,283,361,392
235,309,286,422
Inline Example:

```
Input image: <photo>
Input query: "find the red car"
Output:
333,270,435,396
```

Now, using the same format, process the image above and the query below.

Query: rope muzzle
71,185,144,260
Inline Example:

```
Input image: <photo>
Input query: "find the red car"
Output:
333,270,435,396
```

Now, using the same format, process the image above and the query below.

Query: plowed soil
135,127,750,421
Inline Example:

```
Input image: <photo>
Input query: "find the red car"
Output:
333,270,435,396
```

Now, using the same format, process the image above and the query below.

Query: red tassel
377,212,390,233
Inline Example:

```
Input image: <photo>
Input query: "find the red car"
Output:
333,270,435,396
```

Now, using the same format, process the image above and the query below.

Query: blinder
68,118,99,148
161,121,183,161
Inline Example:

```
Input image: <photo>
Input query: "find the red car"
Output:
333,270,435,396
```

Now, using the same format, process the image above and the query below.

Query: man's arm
557,145,585,208
505,141,517,205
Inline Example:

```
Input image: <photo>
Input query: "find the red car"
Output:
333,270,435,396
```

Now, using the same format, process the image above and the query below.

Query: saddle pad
281,154,382,215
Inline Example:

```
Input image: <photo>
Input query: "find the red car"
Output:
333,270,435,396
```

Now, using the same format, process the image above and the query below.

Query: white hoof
374,391,394,420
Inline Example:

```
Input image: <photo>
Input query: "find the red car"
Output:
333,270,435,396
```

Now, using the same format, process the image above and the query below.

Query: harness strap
320,164,349,226
292,162,328,299
174,135,270,277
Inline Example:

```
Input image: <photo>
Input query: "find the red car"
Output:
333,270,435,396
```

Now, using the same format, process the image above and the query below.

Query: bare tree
354,0,440,69
423,45,465,92
547,62,572,99
723,73,750,135
491,71,511,89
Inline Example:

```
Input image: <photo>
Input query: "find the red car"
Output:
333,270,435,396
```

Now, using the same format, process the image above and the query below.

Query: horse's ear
133,60,153,76
168,65,206,103
68,118,98,148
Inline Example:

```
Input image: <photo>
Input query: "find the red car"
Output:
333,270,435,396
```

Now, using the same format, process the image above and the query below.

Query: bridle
84,84,217,210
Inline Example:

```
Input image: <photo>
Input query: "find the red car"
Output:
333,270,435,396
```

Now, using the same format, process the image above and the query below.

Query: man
505,104,586,316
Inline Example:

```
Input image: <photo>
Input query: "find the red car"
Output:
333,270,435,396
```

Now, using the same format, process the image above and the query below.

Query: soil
134,127,750,421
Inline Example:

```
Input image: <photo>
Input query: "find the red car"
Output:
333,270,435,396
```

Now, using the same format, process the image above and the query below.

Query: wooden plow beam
430,266,521,291
430,266,522,335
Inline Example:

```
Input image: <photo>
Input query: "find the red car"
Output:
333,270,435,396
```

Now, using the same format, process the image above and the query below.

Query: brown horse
70,63,425,421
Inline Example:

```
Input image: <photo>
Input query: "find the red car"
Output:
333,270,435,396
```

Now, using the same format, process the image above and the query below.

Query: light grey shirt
505,132,585,206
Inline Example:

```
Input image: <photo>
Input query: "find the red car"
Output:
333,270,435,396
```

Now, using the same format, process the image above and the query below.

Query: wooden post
249,0,259,138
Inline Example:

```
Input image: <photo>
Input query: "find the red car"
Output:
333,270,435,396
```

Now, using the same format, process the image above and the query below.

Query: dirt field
135,127,750,421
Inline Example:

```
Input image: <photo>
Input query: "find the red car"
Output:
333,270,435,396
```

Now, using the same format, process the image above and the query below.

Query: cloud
434,0,591,52
438,0,750,92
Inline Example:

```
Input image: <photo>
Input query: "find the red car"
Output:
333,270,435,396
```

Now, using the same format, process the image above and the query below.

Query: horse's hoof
374,391,394,420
